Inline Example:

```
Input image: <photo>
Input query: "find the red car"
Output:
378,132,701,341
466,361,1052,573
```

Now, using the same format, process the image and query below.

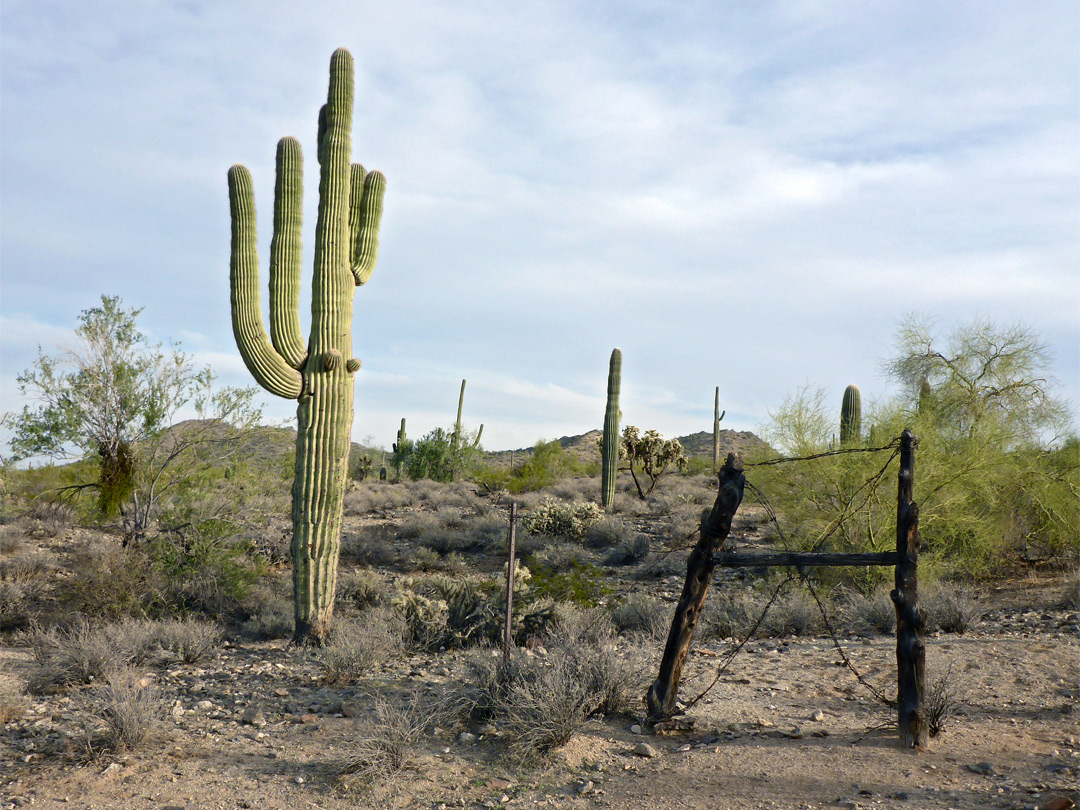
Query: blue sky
2,1,1077,452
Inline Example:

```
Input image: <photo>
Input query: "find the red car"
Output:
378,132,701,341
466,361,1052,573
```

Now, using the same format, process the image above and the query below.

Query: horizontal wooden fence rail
712,551,899,568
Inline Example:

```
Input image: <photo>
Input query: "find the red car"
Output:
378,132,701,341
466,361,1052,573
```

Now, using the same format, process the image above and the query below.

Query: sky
2,1,1078,455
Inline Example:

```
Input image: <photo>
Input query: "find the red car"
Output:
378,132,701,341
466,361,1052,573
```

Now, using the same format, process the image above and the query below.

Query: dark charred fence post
893,429,927,749
503,502,518,667
646,453,745,722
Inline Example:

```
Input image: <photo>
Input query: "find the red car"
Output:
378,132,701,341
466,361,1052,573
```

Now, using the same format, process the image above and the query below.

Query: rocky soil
2,572,1076,810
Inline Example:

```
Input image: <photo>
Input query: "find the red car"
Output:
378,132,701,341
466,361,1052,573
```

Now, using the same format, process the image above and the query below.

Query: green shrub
522,498,603,541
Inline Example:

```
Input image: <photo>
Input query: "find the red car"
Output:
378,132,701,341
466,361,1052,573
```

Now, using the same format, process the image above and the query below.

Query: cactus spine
840,384,861,446
228,49,385,645
601,348,622,509
712,387,725,471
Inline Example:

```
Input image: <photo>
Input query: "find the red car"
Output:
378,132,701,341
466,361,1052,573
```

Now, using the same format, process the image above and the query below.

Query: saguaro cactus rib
228,48,385,645
228,165,305,399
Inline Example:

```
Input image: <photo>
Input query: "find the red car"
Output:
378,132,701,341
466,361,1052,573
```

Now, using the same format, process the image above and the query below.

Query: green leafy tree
9,296,261,537
406,427,481,482
756,316,1077,580
619,426,688,499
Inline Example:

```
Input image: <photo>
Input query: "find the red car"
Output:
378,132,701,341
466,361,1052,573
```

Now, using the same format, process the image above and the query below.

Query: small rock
241,707,266,727
294,775,305,785
811,709,825,722
100,762,123,778
458,732,477,745
633,742,660,758
967,761,995,776
577,780,595,795
170,704,185,721
195,700,215,711
630,724,643,735
1038,797,1076,810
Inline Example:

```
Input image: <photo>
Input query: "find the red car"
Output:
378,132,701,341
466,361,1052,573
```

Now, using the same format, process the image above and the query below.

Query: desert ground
2,470,1077,810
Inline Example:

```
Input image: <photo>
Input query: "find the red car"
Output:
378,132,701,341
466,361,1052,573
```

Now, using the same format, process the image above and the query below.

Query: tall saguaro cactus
601,348,622,509
840,384,862,446
228,48,386,645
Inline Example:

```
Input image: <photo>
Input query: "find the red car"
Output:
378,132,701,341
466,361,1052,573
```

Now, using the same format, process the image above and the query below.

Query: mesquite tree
227,49,386,645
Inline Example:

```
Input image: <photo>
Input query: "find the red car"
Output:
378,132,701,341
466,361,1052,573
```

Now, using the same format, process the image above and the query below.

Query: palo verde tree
227,49,386,645
757,316,1077,580
9,295,260,535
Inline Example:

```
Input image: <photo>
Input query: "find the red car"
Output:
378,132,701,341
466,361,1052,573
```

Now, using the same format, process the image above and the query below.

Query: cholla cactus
227,49,385,645
620,426,687,499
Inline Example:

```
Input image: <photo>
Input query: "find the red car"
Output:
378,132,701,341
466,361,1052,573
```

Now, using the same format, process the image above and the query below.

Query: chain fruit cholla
227,48,385,645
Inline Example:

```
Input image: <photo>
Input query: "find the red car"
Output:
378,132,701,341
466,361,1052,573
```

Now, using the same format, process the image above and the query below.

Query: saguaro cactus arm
350,163,386,286
228,165,304,399
268,137,307,369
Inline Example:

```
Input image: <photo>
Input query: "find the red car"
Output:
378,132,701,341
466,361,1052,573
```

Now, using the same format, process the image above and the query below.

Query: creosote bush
316,608,406,685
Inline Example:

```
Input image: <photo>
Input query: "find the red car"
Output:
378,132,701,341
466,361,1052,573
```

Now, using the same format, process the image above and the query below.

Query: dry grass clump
78,666,162,755
316,608,406,685
29,618,140,693
605,533,652,566
699,588,765,641
339,693,449,788
148,617,222,664
763,589,822,637
240,580,294,640
454,616,645,762
0,579,39,631
611,593,669,640
922,582,982,634
841,585,897,634
336,568,391,611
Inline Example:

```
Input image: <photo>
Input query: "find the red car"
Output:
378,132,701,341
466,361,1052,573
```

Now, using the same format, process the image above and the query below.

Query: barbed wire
745,437,902,468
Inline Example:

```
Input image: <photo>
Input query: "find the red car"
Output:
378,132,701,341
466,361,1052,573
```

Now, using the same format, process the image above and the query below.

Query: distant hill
164,421,771,473
482,428,771,469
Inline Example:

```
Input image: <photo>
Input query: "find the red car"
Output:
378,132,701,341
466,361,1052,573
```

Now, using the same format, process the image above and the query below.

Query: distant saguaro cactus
712,387,725,471
601,348,622,508
840,384,862,446
227,49,386,645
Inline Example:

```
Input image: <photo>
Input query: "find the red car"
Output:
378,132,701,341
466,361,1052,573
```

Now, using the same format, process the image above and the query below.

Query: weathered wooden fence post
893,429,927,749
646,453,745,722
503,502,518,667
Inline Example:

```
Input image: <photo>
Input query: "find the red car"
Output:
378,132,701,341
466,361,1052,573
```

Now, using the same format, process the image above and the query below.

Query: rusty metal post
893,429,927,748
503,502,518,667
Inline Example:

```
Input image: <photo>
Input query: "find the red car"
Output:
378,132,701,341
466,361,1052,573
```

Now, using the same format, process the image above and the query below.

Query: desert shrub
149,617,221,664
83,666,161,753
336,569,391,611
925,664,961,737
699,588,765,641
522,498,603,542
763,588,821,637
0,580,37,631
455,620,643,762
611,593,669,639
529,540,597,573
841,585,896,634
529,561,611,607
317,609,406,685
583,516,634,549
51,541,161,621
922,582,981,634
148,520,264,615
240,583,294,640
29,618,140,692
339,694,445,788
340,529,398,568
605,533,652,566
